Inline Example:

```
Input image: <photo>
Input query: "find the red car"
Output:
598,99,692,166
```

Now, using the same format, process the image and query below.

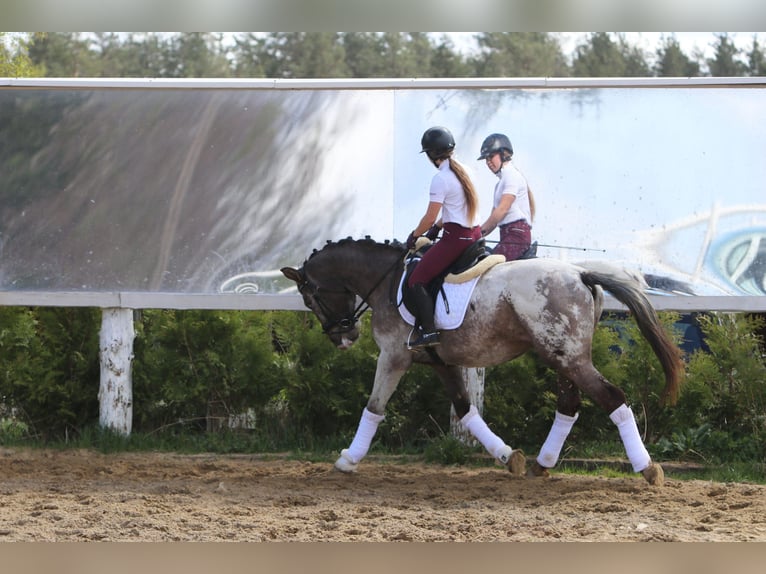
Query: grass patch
668,462,766,484
423,434,471,465
556,458,634,478
2,425,764,485
555,458,766,484
7,424,349,461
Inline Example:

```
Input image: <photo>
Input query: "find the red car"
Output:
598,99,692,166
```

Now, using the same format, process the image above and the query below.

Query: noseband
295,275,370,336
296,257,402,336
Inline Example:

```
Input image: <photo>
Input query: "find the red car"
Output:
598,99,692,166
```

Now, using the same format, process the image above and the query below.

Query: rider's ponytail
447,156,479,225
527,185,536,222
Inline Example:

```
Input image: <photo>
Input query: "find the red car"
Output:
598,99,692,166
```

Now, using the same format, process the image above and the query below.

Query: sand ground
0,448,764,542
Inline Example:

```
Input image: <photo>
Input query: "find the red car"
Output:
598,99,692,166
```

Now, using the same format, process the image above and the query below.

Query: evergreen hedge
0,306,763,464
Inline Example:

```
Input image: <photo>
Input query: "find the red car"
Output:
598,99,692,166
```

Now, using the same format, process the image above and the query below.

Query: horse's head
281,265,361,349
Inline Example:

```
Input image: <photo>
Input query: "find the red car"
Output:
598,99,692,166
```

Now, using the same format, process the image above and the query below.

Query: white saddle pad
397,272,480,331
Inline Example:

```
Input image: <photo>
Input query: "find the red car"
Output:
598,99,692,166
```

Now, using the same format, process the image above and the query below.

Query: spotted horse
281,237,684,485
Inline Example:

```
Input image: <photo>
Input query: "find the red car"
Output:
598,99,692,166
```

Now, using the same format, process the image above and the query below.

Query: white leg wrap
343,407,385,464
536,411,579,468
609,404,651,472
460,405,512,464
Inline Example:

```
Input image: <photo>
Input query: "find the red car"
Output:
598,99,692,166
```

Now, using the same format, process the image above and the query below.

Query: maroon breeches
407,222,482,287
493,219,531,261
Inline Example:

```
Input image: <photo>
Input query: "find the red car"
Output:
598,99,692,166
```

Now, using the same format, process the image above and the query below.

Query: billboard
1,78,764,298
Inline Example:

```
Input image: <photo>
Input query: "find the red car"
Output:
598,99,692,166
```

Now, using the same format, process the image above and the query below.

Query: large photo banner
1,79,764,297
393,84,766,297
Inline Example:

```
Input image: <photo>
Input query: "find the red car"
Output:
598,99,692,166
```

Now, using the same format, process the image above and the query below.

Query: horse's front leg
528,377,581,478
431,364,525,475
334,349,411,473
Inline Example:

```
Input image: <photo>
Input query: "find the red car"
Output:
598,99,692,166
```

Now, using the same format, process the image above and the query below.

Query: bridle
296,257,402,336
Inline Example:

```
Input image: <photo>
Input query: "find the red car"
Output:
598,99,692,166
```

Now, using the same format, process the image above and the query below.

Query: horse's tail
580,269,685,406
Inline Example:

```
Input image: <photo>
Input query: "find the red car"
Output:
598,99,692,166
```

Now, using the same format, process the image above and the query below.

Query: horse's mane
306,236,406,263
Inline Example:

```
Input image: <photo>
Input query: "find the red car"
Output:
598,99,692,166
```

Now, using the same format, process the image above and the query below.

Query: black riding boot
408,284,440,350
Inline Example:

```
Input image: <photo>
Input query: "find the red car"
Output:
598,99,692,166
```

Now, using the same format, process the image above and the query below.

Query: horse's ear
281,267,303,283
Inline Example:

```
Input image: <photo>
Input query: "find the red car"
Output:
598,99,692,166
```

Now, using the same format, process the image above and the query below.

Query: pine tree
258,33,348,78
163,33,231,78
230,33,268,78
655,34,701,77
618,34,652,76
572,33,626,76
429,34,472,77
473,32,569,77
28,32,99,77
745,35,766,76
341,33,387,77
707,33,747,76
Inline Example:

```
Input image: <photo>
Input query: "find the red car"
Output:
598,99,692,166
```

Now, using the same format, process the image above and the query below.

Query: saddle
399,238,539,326
400,239,499,320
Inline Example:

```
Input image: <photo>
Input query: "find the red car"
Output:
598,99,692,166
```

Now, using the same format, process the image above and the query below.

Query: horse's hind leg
566,361,664,486
610,402,664,486
528,377,581,478
431,364,525,475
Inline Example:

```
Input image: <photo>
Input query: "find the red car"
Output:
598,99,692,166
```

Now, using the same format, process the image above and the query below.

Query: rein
298,256,402,336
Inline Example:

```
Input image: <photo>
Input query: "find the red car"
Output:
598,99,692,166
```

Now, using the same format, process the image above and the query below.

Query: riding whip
483,239,606,253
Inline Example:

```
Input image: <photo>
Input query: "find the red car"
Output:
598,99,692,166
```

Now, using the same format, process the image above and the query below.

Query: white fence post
450,367,485,445
98,308,135,436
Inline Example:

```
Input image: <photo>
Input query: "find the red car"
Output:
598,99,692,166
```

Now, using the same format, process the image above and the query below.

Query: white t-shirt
428,159,477,228
494,162,531,226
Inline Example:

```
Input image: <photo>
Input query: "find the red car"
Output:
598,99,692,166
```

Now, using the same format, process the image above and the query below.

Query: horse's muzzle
338,336,356,350
332,327,360,350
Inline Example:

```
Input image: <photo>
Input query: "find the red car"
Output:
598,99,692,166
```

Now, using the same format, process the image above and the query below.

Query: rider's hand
424,224,440,241
406,232,418,250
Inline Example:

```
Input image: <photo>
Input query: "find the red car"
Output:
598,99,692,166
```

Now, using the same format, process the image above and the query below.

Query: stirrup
407,330,440,350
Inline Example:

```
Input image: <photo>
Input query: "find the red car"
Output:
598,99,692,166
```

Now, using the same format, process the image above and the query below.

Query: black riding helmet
477,133,513,162
420,126,455,162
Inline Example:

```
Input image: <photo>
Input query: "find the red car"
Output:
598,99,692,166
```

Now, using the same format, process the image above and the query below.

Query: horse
281,237,684,486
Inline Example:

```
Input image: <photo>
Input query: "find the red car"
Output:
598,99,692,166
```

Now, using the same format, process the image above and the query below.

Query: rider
477,133,536,261
405,126,481,350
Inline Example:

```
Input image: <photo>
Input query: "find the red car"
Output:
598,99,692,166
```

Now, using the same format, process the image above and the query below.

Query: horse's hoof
334,450,358,473
506,449,526,476
526,461,550,478
641,462,664,486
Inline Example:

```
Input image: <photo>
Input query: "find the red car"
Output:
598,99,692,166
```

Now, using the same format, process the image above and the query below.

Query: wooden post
98,308,135,436
450,366,485,445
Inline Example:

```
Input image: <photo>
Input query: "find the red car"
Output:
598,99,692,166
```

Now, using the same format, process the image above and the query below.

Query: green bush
268,310,377,441
375,363,449,450
655,423,713,462
0,416,30,442
133,309,382,445
674,313,766,461
606,311,683,442
483,351,557,452
133,309,285,433
424,434,471,465
0,307,100,440
0,304,764,468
